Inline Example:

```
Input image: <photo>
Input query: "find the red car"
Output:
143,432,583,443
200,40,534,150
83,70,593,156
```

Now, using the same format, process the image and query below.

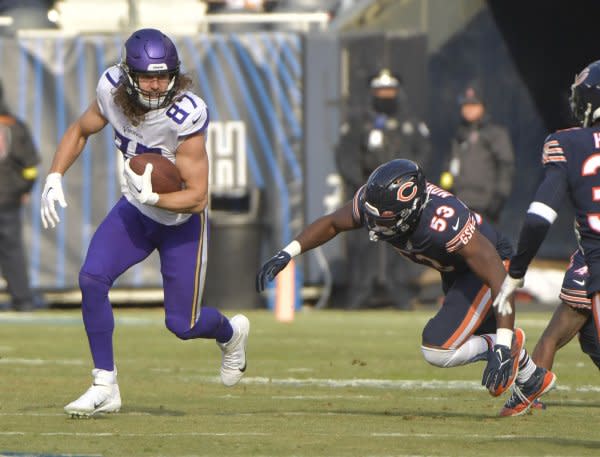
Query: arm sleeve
508,165,567,278
96,67,121,117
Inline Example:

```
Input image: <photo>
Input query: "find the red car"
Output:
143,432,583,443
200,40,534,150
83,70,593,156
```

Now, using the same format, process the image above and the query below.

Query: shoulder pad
97,66,122,93
96,66,122,115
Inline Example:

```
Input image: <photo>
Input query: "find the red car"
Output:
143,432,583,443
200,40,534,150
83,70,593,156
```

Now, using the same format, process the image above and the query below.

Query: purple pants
78,197,231,370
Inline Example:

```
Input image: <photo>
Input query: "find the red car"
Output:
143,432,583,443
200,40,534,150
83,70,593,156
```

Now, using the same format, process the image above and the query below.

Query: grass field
1,308,599,457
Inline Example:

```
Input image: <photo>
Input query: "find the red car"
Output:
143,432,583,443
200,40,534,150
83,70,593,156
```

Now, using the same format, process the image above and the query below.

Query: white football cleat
217,314,250,387
64,368,121,417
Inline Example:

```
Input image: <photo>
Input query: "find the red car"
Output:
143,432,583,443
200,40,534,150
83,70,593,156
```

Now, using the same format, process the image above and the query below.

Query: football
129,153,182,194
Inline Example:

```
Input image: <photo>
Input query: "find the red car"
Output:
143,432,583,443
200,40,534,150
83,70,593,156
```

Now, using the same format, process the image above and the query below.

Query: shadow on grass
223,407,493,420
123,405,185,416
476,436,600,450
544,400,600,408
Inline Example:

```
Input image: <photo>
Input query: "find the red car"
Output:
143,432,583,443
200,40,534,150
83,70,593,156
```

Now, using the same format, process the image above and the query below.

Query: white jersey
96,65,209,225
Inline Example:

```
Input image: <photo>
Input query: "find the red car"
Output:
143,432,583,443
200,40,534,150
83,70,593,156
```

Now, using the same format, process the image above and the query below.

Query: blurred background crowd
0,0,596,311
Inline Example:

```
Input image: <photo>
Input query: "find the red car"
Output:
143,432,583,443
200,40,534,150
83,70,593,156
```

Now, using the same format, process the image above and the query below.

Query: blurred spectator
439,81,515,225
206,0,278,32
0,80,41,311
335,68,431,309
0,0,55,35
205,0,277,13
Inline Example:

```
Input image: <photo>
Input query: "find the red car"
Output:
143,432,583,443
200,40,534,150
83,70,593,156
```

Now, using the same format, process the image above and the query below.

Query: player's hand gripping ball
129,153,182,194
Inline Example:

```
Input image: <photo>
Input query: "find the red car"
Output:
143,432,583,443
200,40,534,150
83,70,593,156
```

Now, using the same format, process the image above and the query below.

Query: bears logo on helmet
362,159,428,241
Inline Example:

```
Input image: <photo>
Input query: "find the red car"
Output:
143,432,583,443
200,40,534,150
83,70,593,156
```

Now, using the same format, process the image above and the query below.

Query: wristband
496,327,513,347
282,240,301,258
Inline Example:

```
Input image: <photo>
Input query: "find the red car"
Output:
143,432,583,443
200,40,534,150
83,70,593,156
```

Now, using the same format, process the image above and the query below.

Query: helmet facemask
364,181,428,242
120,64,179,110
569,62,600,127
362,159,429,242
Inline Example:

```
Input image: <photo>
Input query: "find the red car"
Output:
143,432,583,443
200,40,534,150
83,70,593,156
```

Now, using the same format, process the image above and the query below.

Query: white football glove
123,159,159,206
41,172,68,229
492,275,524,316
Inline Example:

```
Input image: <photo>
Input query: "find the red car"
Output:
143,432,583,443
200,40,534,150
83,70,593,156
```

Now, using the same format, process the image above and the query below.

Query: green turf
1,308,599,457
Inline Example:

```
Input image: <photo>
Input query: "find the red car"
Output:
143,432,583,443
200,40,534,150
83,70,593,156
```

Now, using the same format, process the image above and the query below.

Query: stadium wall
1,32,304,301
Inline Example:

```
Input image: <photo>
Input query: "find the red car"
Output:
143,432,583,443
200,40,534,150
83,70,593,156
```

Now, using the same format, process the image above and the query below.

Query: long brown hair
113,73,194,126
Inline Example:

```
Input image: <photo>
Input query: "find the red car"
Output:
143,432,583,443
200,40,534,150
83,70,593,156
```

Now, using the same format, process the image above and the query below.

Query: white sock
516,350,536,384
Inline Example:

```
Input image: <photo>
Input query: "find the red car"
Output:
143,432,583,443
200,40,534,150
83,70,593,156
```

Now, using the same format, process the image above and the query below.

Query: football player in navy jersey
494,60,600,415
257,158,555,416
39,29,249,417
532,249,600,373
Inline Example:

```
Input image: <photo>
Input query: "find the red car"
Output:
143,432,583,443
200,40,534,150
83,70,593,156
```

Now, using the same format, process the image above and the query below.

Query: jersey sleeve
173,92,209,138
535,133,569,211
96,66,122,117
444,210,477,253
422,191,476,253
508,133,568,278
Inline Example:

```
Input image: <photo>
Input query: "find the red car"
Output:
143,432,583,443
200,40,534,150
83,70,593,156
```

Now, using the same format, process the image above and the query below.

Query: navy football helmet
362,159,428,241
120,28,180,109
570,60,600,127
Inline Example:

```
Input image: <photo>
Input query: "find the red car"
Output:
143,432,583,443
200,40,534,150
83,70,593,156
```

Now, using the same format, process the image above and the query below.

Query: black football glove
481,344,514,393
256,251,292,292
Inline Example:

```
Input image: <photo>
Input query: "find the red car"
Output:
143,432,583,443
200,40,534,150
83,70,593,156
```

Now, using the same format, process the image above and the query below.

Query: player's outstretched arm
458,229,515,329
493,167,564,314
256,202,359,292
457,229,520,392
49,100,108,174
41,100,108,229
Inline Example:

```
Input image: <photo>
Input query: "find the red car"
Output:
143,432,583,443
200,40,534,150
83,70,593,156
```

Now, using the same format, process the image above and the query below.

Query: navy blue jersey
510,125,600,294
541,127,600,244
353,183,512,274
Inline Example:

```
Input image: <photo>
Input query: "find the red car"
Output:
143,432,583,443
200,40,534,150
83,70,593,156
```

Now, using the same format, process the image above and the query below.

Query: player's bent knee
165,317,194,340
421,345,455,368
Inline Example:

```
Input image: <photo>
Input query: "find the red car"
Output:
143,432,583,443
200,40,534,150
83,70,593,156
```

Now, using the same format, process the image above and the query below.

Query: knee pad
421,346,456,368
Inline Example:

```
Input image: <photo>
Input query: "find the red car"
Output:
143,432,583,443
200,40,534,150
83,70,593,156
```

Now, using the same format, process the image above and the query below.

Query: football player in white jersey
40,28,250,417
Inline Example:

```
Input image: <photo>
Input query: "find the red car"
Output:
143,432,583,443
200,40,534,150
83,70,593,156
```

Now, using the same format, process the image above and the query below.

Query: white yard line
0,357,84,365
1,355,596,393
186,375,598,392
0,431,270,437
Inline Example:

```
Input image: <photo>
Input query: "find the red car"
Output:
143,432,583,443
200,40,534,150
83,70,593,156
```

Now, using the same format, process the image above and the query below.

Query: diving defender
258,158,556,416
